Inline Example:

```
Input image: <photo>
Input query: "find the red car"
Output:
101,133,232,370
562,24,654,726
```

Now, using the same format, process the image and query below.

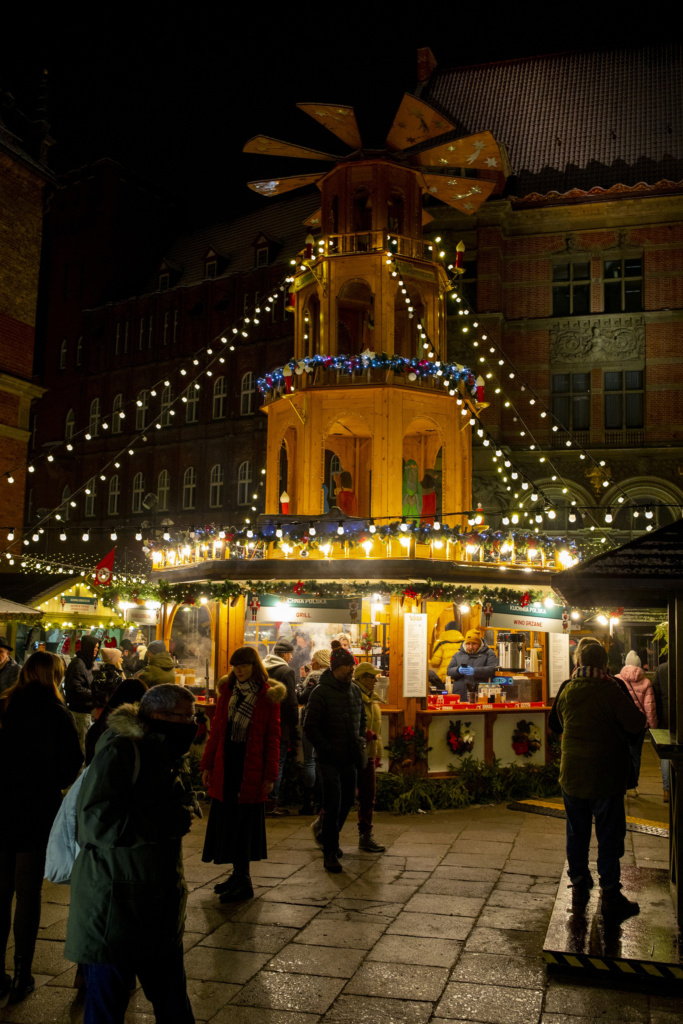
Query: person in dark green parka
138,640,176,688
64,684,197,1023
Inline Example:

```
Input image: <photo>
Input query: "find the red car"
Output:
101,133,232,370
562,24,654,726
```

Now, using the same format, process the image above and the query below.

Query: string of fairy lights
3,219,674,580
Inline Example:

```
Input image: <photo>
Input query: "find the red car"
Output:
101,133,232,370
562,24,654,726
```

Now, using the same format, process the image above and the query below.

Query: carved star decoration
485,157,499,167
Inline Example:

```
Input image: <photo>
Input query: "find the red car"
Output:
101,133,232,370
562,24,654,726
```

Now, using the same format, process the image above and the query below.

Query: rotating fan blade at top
385,94,457,151
247,173,326,197
243,135,339,161
421,174,496,214
412,131,510,175
296,104,362,150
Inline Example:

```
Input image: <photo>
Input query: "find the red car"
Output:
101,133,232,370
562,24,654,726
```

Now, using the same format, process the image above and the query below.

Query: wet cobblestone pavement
1,742,680,1023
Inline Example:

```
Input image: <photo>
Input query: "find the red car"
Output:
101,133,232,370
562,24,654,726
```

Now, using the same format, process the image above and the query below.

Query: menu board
403,613,428,698
548,632,570,696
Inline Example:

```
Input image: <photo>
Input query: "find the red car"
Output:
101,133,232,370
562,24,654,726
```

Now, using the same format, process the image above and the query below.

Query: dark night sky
4,20,663,224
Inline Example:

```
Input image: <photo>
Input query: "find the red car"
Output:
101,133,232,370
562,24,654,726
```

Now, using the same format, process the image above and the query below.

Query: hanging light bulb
135,531,142,541
645,507,654,519
82,531,89,542
275,525,283,538
337,522,345,536
60,531,67,541
32,533,39,542
110,531,117,541
369,521,376,534
433,520,441,530
568,512,577,523
399,518,408,532
308,526,316,537
7,529,15,541
163,530,171,541
604,509,613,523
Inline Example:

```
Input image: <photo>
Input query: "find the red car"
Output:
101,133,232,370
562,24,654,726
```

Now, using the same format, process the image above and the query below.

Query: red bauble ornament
520,592,530,607
293,580,305,596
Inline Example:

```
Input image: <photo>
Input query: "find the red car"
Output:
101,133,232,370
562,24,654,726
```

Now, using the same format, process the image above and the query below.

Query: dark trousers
82,945,194,1024
357,762,376,835
562,789,626,890
317,761,357,856
271,730,290,801
0,845,46,969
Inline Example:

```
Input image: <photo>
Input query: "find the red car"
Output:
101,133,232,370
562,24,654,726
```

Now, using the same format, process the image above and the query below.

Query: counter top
421,702,550,714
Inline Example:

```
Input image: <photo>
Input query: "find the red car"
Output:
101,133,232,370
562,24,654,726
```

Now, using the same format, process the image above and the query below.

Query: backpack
45,739,140,884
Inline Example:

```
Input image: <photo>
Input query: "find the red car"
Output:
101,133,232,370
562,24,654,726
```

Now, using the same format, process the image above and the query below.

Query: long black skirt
201,737,267,865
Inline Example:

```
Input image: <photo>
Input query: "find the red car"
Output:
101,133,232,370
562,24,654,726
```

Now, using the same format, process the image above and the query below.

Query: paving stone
451,839,513,856
477,906,551,932
544,979,649,1021
267,942,366,978
234,970,344,1013
528,883,560,896
404,893,485,917
367,933,461,968
250,860,301,878
326,898,403,918
260,882,341,906
399,830,462,844
344,960,449,1001
183,930,206,952
458,830,520,844
465,926,546,957
184,945,269,984
501,862,560,879
0,984,80,1023
210,1006,319,1024
31,939,74,975
200,921,298,953
340,879,419,903
403,856,444,871
293,914,388,949
420,878,495,898
322,993,434,1024
450,952,546,989
184,903,232,934
36,902,71,929
442,852,509,869
46,965,77,987
259,848,320,864
436,981,543,1023
486,890,555,911
35,917,68,941
433,865,501,882
386,844,451,859
386,912,472,941
541,1017,643,1024
228,900,321,928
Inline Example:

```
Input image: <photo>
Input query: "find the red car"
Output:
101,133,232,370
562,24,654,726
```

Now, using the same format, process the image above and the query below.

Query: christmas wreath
446,720,475,756
511,719,542,757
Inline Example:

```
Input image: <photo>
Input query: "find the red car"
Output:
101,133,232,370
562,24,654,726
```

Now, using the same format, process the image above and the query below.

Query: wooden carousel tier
150,556,553,588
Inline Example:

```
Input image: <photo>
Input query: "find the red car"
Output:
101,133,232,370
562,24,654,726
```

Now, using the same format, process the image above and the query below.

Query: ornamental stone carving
549,315,645,363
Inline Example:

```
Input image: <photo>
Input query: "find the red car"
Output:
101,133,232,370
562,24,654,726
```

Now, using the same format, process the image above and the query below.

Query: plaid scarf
228,679,260,743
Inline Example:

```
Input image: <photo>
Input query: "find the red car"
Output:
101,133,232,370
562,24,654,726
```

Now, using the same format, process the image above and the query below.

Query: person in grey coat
0,638,20,695
447,629,499,690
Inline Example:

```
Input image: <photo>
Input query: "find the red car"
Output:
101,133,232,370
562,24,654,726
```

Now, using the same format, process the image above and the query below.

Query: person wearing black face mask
64,684,197,1024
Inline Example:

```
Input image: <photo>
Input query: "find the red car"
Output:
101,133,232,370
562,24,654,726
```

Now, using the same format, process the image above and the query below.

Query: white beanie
625,650,641,667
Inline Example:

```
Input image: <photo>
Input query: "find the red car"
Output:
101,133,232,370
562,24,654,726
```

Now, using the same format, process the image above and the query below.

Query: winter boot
219,874,254,903
600,887,640,919
9,957,35,1004
359,832,386,853
323,852,342,873
214,874,240,895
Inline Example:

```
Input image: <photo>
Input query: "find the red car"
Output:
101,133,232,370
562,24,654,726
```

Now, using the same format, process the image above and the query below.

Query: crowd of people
0,623,672,1021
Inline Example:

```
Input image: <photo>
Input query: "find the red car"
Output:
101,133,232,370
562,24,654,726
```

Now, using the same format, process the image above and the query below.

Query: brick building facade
420,45,683,542
0,94,49,546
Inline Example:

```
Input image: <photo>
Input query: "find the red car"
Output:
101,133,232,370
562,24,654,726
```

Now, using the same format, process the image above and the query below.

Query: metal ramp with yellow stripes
508,798,669,838
543,864,683,980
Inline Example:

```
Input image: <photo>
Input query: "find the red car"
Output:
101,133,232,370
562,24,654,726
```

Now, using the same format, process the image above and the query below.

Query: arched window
112,394,124,434
61,484,71,521
240,372,255,416
212,377,228,420
330,454,342,476
65,409,75,440
209,464,224,507
108,475,120,516
387,189,404,234
352,187,372,234
185,386,199,424
59,339,68,370
76,336,83,367
337,279,373,356
131,472,145,513
237,461,252,505
157,469,170,511
85,477,96,518
304,294,320,354
135,390,148,430
161,385,173,427
183,467,196,509
89,397,100,436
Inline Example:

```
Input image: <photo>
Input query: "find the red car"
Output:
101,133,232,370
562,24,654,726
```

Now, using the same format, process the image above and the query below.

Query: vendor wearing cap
447,629,499,693
0,637,20,695
354,662,386,854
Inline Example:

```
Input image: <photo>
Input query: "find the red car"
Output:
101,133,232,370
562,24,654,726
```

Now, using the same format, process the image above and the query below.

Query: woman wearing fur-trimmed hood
200,646,286,903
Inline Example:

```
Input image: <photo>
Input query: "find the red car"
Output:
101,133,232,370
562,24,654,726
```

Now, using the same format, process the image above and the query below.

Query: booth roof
551,519,683,609
0,573,81,608
0,596,42,620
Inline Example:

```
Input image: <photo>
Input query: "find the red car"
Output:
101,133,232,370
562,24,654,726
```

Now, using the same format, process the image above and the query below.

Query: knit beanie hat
147,640,167,656
311,648,331,668
274,638,294,655
625,650,642,667
101,648,123,667
465,629,482,644
330,647,355,670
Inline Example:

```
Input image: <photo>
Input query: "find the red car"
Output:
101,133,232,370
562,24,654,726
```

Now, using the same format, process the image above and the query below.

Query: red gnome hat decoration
93,548,116,587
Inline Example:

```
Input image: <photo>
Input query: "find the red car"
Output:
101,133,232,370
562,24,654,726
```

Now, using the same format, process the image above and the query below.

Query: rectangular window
163,311,169,345
115,324,121,356
603,258,643,313
159,273,170,291
172,310,178,344
604,370,644,429
138,318,145,350
124,322,129,353
205,260,217,279
552,262,591,317
461,260,477,312
148,315,153,348
256,247,269,267
551,372,590,431
186,389,199,424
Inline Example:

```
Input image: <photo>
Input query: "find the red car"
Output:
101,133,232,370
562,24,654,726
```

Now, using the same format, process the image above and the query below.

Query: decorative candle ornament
282,365,293,392
454,240,466,274
280,490,290,514
476,375,485,402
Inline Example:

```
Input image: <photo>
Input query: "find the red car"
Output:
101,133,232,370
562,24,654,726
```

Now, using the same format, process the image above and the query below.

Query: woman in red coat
200,646,285,902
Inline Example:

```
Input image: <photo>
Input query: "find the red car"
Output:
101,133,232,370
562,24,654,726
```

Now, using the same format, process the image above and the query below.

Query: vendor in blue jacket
447,629,499,695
